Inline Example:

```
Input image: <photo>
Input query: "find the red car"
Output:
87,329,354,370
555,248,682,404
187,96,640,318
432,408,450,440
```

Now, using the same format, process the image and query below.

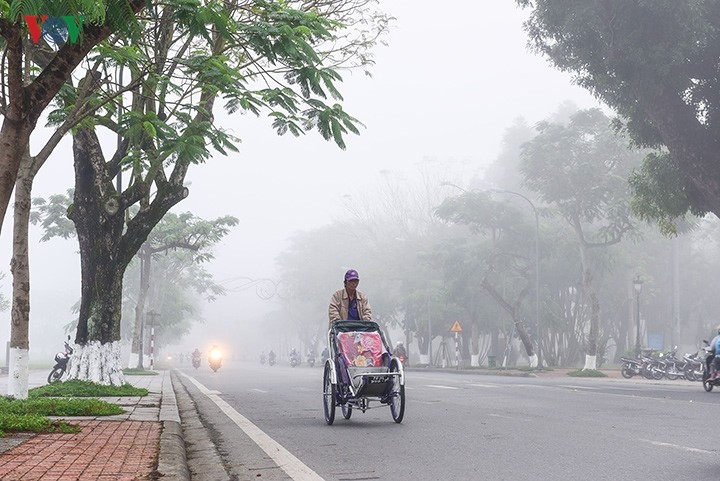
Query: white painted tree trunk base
528,353,538,368
471,354,480,367
8,348,29,399
127,353,150,370
68,341,126,386
418,353,429,365
583,355,597,370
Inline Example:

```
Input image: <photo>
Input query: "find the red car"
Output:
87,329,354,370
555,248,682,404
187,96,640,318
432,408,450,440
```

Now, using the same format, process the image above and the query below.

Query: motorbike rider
709,326,720,379
192,348,201,360
394,341,407,361
268,349,276,363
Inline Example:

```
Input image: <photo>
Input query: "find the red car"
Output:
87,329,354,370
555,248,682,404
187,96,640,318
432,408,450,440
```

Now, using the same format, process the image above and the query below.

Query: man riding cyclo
328,269,373,327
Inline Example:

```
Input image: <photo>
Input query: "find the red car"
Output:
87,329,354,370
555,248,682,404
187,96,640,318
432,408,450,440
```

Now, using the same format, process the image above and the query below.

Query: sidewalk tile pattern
0,420,160,481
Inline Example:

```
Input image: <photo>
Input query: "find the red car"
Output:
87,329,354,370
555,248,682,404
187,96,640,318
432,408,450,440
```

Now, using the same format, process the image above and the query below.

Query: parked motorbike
620,356,643,378
48,336,73,384
683,350,704,382
209,346,223,372
652,347,685,380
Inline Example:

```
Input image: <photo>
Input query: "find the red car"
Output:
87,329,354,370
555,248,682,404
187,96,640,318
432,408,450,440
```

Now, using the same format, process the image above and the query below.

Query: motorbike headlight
210,349,222,360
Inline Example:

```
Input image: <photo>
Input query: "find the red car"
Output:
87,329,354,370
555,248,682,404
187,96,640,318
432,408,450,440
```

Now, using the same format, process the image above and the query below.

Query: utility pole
147,310,160,370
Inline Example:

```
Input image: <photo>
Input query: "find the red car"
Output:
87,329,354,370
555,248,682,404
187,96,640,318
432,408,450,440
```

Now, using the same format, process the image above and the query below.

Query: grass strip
567,368,607,377
0,412,80,435
0,396,125,437
122,368,160,376
29,380,148,398
0,396,124,416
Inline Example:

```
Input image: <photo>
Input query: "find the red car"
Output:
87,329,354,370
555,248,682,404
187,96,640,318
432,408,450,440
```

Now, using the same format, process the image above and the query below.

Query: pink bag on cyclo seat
337,332,384,368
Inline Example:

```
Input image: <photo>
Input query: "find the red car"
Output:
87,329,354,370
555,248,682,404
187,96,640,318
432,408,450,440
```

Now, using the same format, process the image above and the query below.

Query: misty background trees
273,102,720,370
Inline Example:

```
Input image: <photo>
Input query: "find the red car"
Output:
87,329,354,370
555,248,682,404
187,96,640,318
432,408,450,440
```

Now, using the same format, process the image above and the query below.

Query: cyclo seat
331,321,391,396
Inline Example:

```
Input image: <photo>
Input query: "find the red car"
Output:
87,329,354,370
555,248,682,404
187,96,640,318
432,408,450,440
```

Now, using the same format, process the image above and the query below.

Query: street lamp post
633,275,643,357
489,189,542,369
442,183,542,369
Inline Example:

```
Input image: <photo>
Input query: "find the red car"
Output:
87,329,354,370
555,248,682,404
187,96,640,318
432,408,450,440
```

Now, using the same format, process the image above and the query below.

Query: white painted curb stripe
180,372,324,481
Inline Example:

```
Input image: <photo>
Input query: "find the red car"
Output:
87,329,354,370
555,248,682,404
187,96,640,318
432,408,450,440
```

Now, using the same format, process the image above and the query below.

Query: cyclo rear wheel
323,362,336,425
389,360,405,423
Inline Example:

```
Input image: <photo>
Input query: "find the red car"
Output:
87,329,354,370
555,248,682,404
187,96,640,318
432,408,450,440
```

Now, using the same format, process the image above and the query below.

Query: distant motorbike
192,351,201,369
290,350,301,368
48,336,73,384
307,352,316,368
268,351,276,366
260,353,266,365
209,346,223,372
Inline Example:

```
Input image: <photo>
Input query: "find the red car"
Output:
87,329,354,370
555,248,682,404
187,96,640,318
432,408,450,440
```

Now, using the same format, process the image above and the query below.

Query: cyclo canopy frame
326,320,404,400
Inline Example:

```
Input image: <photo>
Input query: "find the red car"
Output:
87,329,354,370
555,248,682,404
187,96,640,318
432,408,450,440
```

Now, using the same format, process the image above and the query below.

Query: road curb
158,421,190,481
157,371,190,481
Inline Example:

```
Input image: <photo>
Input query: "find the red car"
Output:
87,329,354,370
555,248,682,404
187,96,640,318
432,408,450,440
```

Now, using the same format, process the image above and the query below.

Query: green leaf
142,121,157,138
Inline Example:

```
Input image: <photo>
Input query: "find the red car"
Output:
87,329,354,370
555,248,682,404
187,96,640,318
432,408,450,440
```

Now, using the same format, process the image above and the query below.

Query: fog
0,1,602,363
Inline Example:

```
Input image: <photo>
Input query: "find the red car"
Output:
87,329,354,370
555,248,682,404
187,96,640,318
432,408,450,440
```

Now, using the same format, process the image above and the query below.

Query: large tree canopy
516,0,720,232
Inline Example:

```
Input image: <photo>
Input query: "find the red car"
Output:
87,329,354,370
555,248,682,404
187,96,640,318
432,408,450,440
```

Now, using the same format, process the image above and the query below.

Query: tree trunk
67,127,128,385
8,155,33,398
482,278,536,367
130,247,151,368
0,118,31,238
575,222,600,371
470,322,480,367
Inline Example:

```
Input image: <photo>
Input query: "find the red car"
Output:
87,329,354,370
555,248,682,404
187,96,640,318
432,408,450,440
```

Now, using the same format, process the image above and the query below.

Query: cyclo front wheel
341,402,352,420
323,362,336,425
389,360,405,423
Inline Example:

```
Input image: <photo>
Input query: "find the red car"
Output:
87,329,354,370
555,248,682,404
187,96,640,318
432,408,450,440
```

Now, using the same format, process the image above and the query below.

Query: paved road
174,361,719,481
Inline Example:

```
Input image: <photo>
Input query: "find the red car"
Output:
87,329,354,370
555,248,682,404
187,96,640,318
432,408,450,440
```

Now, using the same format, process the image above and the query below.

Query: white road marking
179,372,324,481
251,388,268,393
425,384,460,390
487,413,517,420
467,383,499,388
639,438,713,455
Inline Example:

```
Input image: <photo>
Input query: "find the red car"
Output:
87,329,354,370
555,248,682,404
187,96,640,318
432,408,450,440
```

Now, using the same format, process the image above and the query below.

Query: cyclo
322,320,405,425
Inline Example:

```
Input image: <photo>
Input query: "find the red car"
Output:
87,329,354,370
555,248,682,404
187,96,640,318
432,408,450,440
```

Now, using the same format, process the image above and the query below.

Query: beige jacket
328,288,373,329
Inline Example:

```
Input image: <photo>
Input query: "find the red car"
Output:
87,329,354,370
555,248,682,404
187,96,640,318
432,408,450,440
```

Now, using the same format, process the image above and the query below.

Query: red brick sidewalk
0,420,161,481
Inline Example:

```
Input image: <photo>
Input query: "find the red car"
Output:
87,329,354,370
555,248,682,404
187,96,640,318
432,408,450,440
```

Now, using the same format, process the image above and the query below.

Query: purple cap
344,269,360,281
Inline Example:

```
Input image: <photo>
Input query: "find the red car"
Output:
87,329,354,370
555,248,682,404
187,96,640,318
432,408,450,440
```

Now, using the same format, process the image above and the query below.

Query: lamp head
632,275,643,295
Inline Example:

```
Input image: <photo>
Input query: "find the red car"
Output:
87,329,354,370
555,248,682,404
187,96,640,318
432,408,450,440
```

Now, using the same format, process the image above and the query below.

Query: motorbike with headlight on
208,345,223,372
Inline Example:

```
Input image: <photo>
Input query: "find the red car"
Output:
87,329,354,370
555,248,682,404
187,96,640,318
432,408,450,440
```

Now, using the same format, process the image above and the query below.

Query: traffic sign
450,320,463,333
